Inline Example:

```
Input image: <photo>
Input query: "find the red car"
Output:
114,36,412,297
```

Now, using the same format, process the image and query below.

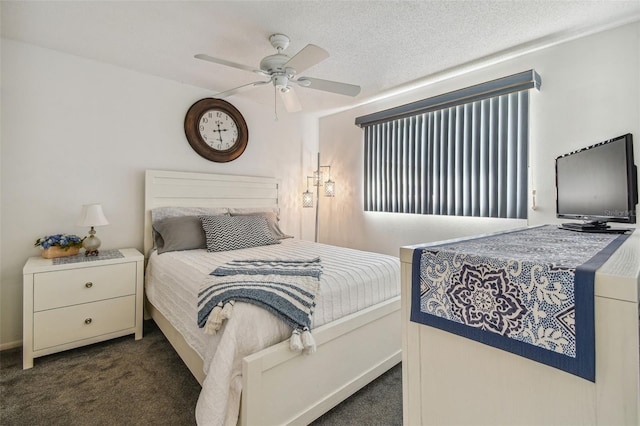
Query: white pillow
151,206,229,223
228,208,292,239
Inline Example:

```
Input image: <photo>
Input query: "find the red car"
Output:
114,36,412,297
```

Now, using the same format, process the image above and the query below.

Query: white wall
0,40,310,348
317,22,640,256
2,22,639,348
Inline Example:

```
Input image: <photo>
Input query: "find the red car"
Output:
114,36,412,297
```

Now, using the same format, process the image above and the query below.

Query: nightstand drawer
33,262,136,311
33,295,135,351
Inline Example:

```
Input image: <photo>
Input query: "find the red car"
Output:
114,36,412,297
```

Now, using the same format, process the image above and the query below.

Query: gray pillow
151,206,229,223
153,216,206,254
229,210,292,239
200,215,281,252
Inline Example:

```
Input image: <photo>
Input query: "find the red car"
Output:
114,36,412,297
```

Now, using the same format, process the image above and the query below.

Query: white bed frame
144,169,401,425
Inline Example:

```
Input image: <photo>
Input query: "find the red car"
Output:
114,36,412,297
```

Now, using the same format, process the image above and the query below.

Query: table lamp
76,203,109,256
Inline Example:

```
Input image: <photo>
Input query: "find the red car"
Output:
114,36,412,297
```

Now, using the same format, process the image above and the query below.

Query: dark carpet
1,320,402,425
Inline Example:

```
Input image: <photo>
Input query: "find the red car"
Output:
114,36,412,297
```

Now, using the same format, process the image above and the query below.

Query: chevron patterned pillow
200,215,281,252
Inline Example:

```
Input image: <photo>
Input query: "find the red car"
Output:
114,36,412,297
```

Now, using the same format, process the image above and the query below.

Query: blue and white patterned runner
411,225,631,381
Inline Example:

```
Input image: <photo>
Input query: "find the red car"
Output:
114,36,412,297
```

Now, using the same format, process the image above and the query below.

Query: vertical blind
357,70,540,219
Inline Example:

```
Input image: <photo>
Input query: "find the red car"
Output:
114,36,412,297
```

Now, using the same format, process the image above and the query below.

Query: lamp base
83,234,101,257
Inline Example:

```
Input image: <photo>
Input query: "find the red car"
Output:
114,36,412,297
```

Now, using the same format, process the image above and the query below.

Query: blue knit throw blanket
197,258,322,353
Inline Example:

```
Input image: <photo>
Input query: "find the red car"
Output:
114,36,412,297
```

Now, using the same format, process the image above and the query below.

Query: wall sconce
302,153,335,242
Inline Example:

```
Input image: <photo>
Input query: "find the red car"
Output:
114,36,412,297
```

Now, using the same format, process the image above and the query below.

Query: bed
143,169,402,426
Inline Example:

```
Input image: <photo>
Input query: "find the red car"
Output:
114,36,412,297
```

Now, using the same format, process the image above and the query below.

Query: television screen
555,133,637,231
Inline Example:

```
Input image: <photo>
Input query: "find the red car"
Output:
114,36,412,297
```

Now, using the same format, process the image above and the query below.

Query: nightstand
22,248,144,369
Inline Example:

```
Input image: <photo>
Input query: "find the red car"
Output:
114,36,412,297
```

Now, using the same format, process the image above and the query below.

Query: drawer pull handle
84,318,92,325
85,282,93,288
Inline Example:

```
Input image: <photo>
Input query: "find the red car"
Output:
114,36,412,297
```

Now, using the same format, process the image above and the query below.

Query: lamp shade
313,170,323,186
302,190,314,208
324,179,335,197
76,204,109,227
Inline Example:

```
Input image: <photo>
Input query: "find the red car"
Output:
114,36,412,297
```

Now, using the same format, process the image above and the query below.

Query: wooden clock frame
184,98,249,163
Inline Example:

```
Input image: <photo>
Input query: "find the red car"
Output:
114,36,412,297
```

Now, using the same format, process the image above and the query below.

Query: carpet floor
1,320,402,425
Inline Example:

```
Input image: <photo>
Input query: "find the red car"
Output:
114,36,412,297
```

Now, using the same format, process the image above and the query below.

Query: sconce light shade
313,170,323,186
302,190,314,208
324,179,335,197
76,204,109,256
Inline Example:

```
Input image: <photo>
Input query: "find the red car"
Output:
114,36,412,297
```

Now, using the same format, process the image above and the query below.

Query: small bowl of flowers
34,234,85,259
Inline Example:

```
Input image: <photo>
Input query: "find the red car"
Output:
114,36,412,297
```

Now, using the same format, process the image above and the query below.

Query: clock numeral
202,134,208,141
202,117,208,124
200,125,205,132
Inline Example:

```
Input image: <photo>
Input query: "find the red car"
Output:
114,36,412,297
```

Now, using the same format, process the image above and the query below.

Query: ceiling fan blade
279,88,302,113
283,44,329,74
195,54,268,76
296,77,361,97
216,80,271,98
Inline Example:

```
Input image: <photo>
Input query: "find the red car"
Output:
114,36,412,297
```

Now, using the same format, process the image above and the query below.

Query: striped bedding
144,238,400,425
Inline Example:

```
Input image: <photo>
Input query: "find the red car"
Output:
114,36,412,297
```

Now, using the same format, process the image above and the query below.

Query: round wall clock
184,98,249,163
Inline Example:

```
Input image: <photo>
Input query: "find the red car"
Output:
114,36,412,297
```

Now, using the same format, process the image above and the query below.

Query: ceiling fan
195,34,361,112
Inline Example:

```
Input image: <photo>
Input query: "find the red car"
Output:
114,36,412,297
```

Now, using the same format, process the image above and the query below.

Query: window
356,70,541,219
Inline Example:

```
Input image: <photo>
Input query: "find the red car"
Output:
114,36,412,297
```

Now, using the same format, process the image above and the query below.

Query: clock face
199,110,239,151
184,98,248,163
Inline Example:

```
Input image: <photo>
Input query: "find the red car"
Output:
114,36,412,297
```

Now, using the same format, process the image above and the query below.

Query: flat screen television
555,133,637,233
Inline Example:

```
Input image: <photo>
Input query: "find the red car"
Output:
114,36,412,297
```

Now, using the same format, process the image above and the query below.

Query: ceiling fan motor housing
260,52,296,91
259,54,290,73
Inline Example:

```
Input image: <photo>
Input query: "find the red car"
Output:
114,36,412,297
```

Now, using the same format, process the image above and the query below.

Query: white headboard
144,170,280,257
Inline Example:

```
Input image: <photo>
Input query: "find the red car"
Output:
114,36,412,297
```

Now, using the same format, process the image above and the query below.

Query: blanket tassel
204,302,224,335
290,328,316,354
221,300,234,320
301,328,316,354
204,301,235,335
290,329,304,352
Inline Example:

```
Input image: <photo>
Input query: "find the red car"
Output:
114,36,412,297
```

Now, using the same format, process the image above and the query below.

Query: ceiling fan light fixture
273,75,289,90
280,88,302,112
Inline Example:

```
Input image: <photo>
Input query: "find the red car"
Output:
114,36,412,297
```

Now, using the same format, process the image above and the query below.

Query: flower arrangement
34,234,85,250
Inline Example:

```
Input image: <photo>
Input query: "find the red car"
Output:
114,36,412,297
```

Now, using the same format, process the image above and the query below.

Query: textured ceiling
2,1,640,114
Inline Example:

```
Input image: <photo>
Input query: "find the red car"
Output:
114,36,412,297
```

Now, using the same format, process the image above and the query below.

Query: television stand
559,222,630,234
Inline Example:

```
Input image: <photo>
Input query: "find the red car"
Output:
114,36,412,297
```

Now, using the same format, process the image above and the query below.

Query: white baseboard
0,340,22,351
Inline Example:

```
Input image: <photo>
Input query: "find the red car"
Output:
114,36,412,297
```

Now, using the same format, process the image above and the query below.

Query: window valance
355,70,541,127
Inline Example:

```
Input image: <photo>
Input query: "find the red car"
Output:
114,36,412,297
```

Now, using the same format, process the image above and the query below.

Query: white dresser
23,248,144,369
401,230,640,425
